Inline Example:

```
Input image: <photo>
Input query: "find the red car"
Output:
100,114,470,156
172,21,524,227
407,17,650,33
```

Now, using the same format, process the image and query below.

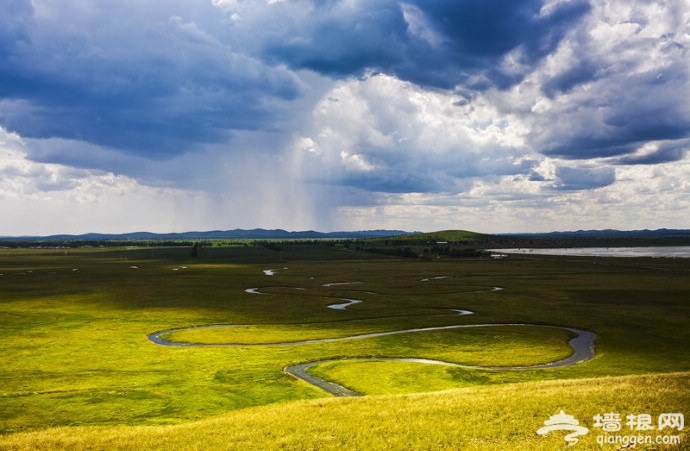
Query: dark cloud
0,1,303,161
0,1,32,58
260,0,591,89
614,141,688,165
418,0,590,61
602,72,690,143
554,165,615,190
541,62,598,97
338,171,448,194
262,1,409,75
305,141,534,195
536,69,690,161
528,170,546,182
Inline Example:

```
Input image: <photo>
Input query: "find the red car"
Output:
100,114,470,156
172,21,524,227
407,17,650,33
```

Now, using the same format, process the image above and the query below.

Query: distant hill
505,228,690,239
2,228,690,245
1,228,415,241
368,230,491,244
361,228,690,249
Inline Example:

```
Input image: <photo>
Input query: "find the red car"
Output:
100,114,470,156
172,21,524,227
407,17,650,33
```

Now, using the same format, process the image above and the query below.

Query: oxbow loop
536,410,590,446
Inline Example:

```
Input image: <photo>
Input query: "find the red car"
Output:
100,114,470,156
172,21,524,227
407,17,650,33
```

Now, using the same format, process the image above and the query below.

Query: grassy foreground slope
1,372,688,450
1,243,689,449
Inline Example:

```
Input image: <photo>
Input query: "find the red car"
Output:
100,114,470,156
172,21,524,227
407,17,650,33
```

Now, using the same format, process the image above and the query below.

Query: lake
490,246,690,258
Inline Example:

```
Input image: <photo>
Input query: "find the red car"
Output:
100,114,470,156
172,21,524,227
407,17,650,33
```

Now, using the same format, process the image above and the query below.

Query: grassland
0,243,689,449
2,372,688,450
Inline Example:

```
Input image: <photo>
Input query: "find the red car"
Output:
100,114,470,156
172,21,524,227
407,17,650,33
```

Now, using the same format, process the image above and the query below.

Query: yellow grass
2,372,688,451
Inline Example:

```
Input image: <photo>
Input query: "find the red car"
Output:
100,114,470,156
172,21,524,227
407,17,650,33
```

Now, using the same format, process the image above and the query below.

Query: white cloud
296,74,533,193
330,154,690,233
0,127,219,235
400,3,444,47
510,0,690,159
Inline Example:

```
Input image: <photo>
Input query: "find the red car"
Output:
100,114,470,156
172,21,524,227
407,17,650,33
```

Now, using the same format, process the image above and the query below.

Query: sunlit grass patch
158,322,395,344
364,325,576,366
1,372,687,450
311,360,476,395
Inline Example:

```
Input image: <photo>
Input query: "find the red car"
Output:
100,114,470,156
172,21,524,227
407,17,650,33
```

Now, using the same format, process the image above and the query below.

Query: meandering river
148,278,596,397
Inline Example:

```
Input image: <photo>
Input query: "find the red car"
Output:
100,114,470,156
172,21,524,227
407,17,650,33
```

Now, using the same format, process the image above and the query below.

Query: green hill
400,229,491,242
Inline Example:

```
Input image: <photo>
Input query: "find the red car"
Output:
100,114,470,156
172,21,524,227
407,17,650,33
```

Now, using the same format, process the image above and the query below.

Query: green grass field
1,244,689,449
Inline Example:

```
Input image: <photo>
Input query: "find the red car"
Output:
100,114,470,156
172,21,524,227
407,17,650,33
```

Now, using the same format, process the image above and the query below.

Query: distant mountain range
2,228,690,242
1,228,415,241
506,228,690,239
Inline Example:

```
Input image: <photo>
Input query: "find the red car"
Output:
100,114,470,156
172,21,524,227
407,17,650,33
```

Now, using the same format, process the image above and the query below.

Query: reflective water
491,246,690,258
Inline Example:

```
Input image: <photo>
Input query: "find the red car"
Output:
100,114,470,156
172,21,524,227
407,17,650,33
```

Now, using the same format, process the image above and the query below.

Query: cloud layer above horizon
1,0,688,234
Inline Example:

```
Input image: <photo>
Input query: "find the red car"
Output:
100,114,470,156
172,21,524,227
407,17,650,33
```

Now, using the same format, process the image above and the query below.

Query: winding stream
148,277,596,397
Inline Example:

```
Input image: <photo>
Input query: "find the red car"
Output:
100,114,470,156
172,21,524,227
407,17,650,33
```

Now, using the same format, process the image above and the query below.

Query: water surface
491,246,690,258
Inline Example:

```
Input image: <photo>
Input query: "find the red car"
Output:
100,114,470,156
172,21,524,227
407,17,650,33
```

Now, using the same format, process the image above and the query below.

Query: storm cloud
0,0,688,234
0,0,303,158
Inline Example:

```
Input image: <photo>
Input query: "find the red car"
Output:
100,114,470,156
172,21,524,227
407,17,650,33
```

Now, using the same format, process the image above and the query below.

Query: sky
1,0,689,235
